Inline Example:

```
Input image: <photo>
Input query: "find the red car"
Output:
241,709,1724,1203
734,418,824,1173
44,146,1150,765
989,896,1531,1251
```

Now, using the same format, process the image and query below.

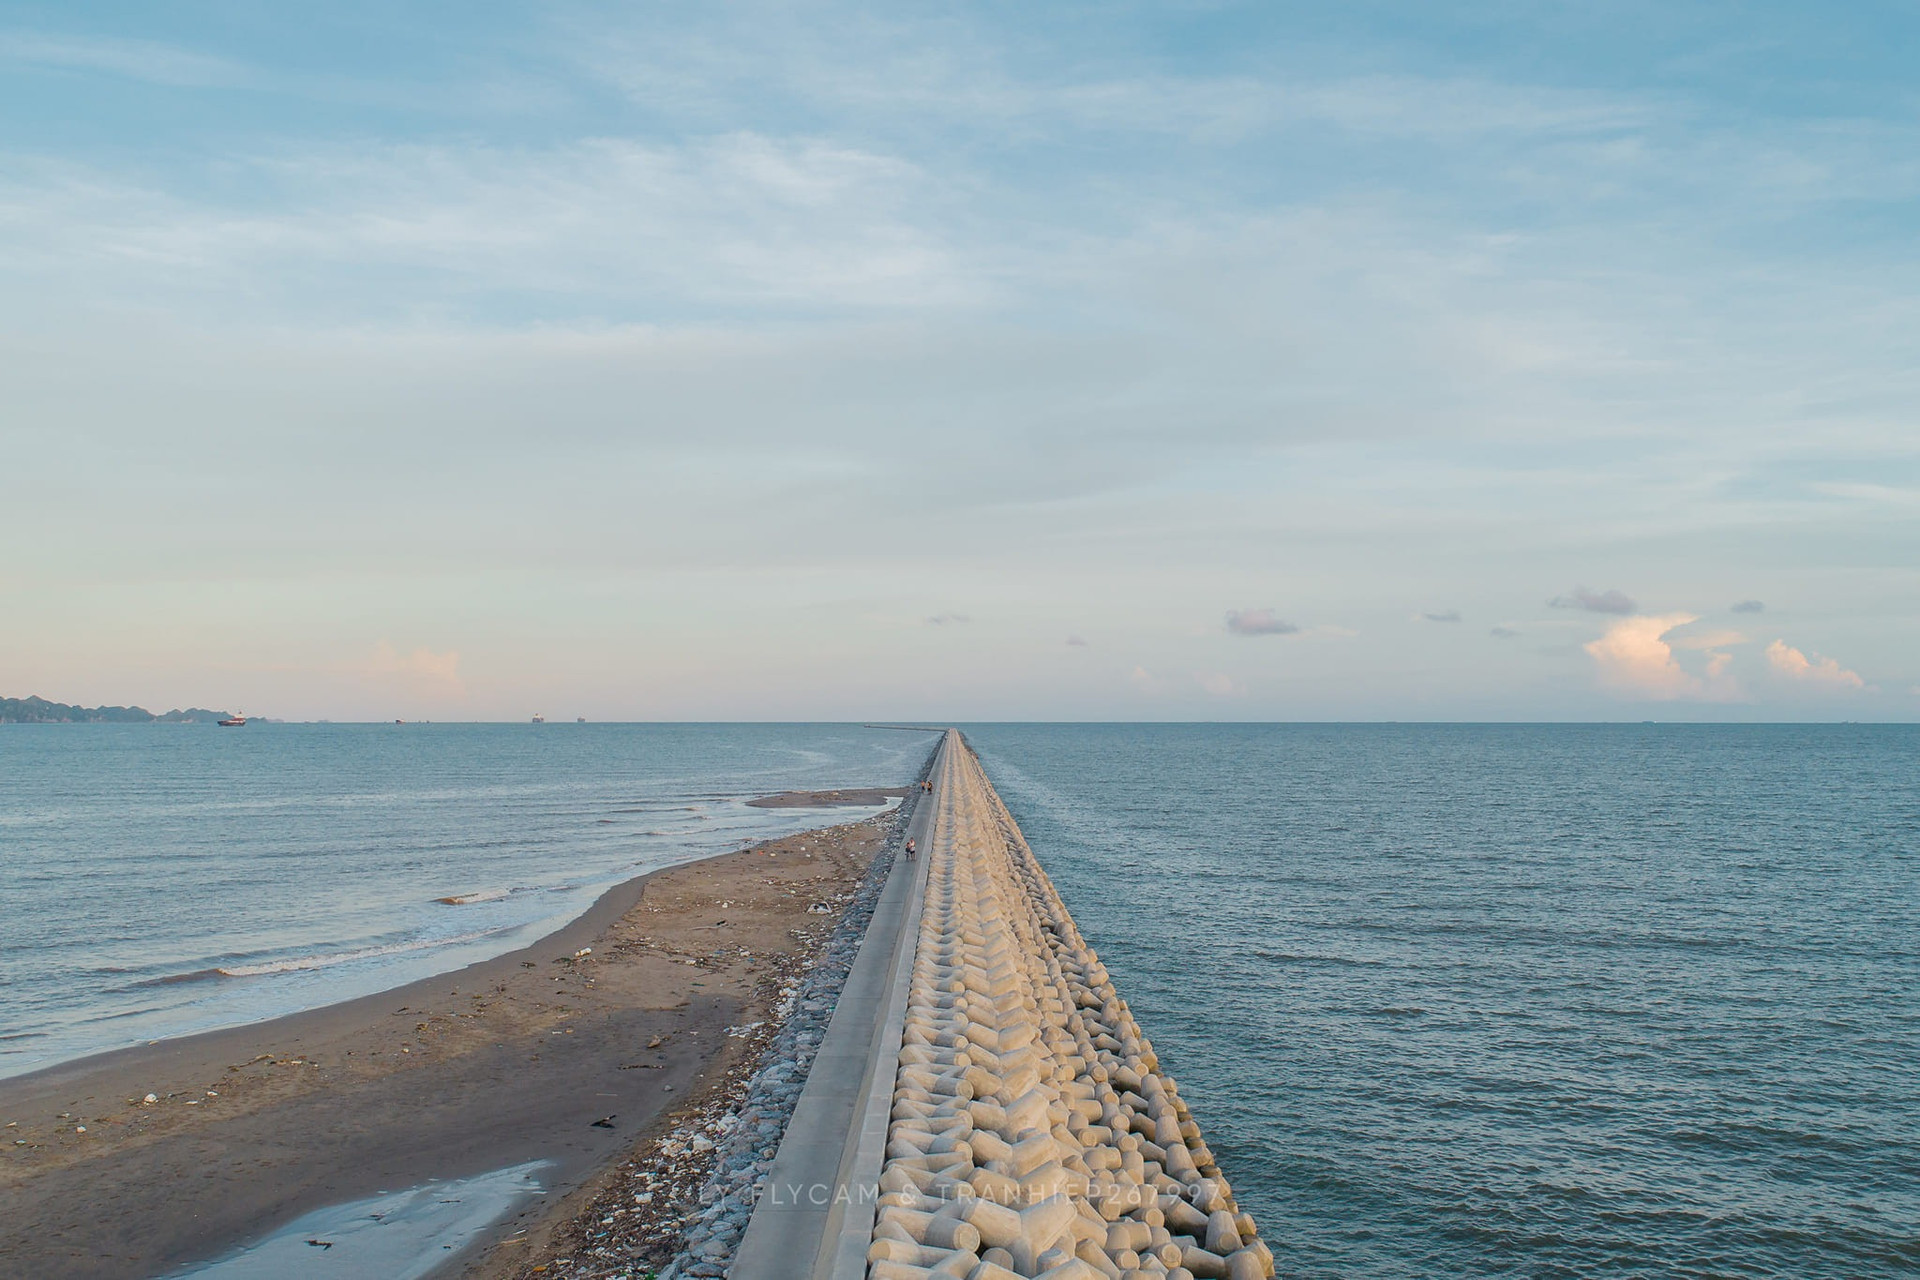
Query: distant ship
217,713,247,727
577,716,586,723
532,714,545,724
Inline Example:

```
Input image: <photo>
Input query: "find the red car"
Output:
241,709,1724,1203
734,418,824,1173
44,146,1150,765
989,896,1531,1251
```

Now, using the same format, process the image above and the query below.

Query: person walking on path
905,838,916,860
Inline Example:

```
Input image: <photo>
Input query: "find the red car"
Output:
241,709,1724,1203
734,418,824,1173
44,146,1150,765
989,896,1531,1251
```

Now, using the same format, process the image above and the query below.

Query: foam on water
211,927,523,977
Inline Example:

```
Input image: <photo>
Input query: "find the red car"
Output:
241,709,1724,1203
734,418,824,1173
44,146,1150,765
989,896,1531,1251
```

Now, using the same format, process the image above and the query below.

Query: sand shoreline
0,797,907,1279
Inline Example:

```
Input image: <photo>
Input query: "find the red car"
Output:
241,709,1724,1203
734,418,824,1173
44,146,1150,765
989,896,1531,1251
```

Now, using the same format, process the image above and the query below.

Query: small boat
218,713,247,727
576,717,586,723
532,714,545,724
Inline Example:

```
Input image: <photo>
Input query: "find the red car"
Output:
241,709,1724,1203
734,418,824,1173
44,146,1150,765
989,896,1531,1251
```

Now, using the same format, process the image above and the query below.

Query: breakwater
860,732,1271,1280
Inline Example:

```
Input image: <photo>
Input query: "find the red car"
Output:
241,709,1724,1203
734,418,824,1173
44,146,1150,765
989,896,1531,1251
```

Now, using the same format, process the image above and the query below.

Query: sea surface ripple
966,724,1919,1280
0,723,935,1077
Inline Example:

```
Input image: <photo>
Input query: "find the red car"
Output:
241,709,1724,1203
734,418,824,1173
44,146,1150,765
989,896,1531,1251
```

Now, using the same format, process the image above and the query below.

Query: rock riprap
867,737,1272,1280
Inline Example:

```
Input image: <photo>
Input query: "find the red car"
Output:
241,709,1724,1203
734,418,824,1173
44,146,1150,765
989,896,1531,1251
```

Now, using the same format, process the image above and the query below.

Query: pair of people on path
907,776,930,857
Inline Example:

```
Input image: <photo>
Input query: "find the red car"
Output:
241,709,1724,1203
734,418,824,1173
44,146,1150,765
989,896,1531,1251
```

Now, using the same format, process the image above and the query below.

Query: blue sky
2,2,1916,719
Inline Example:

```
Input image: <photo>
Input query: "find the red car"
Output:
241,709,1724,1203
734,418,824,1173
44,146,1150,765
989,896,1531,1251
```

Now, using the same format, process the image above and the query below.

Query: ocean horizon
970,722,1919,1278
0,723,939,1079
4,722,1915,1276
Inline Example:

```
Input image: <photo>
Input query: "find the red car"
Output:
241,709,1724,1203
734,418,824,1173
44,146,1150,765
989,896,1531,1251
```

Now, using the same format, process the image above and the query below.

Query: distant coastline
0,694,238,724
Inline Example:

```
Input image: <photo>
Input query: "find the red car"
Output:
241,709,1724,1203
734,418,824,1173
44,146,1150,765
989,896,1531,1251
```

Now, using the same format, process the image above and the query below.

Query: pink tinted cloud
1765,640,1865,689
1582,613,1741,702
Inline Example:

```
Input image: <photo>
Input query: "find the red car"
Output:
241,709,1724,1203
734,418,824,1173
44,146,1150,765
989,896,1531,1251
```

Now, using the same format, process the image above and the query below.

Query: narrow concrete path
730,731,954,1280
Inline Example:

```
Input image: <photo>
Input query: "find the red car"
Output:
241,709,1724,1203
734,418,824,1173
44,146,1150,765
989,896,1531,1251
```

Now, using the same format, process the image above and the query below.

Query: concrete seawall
736,730,1269,1280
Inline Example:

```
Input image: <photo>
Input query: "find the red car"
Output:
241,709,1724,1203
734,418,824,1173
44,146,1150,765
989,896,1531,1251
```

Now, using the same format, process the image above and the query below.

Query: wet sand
0,812,897,1279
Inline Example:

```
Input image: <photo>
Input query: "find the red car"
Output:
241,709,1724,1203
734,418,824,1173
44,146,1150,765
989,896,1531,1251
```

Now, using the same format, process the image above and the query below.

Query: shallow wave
0,723,940,1077
215,928,519,978
126,968,228,989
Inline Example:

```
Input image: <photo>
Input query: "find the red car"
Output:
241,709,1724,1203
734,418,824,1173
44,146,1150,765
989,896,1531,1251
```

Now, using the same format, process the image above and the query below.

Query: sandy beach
0,798,904,1279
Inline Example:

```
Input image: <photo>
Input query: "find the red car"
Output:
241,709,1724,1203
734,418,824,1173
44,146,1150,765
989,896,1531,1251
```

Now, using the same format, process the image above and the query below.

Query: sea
0,723,937,1078
3,722,1915,1278
965,724,1920,1280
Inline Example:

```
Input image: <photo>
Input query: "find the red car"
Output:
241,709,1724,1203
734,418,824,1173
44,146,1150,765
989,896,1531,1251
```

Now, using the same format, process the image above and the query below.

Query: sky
2,1,1917,721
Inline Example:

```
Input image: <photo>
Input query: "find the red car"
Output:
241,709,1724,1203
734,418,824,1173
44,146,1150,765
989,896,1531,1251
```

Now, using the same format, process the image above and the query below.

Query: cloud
1730,599,1765,613
367,640,465,695
1490,625,1520,638
1198,671,1240,696
1666,624,1747,650
0,32,245,87
1582,613,1741,701
1765,640,1865,690
1065,634,1088,647
1225,608,1299,637
1550,586,1636,615
7,12,1919,723
0,133,967,319
1421,610,1462,623
926,613,970,626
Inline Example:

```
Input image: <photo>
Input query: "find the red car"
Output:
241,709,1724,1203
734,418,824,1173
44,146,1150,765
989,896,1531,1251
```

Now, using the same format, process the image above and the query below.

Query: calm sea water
0,723,938,1078
7,722,1915,1275
966,724,1920,1280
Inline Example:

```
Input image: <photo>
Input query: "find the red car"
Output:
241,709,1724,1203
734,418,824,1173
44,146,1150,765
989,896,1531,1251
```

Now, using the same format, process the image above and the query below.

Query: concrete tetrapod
864,736,1273,1280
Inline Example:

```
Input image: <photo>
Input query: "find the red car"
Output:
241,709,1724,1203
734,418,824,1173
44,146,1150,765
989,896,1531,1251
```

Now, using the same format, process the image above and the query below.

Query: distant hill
0,695,238,724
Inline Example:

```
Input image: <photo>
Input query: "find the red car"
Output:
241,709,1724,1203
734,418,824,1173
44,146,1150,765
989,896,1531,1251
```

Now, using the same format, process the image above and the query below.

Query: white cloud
1805,481,1920,507
1198,671,1239,697
2,11,1918,719
1583,613,1742,701
570,10,1659,149
1666,624,1748,651
1765,640,1865,690
0,31,243,87
0,134,971,317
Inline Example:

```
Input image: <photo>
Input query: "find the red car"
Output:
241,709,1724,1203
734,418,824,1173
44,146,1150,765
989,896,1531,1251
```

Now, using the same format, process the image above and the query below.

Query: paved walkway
730,731,954,1280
